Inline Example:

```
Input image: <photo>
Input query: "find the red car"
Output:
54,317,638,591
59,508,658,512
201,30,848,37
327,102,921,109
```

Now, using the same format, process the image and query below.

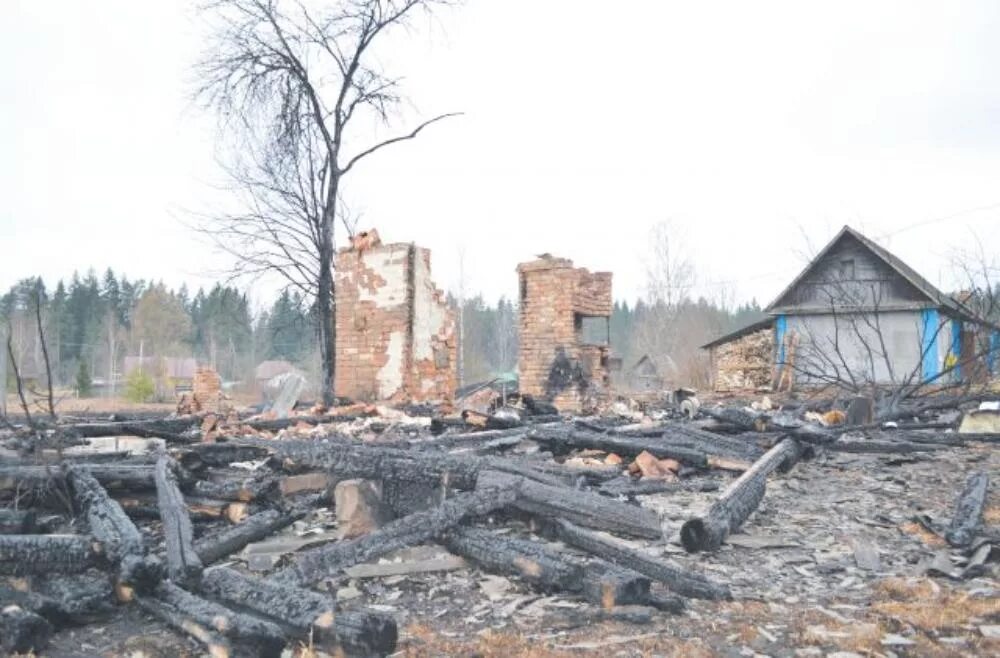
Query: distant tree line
1,270,313,393
2,268,766,397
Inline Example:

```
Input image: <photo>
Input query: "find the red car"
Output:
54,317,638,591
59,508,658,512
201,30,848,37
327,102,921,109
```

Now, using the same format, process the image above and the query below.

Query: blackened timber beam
680,438,801,553
273,483,519,586
945,471,989,548
527,427,711,467
550,519,731,600
155,581,287,654
0,572,114,622
478,470,662,539
0,534,100,575
135,595,231,658
69,417,199,442
67,466,159,591
191,475,276,502
0,463,160,491
178,443,271,470
194,510,301,565
154,455,202,585
598,478,721,498
272,440,480,490
201,567,397,656
444,526,583,591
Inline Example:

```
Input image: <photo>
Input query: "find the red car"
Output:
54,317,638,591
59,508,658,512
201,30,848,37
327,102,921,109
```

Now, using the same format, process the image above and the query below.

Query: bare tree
196,0,460,404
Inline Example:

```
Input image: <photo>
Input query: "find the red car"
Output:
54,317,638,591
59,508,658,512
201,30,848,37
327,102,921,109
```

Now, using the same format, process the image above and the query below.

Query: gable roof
765,225,966,316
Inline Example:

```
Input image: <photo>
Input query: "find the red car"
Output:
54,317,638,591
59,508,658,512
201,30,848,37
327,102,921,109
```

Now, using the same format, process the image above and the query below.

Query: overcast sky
3,0,999,312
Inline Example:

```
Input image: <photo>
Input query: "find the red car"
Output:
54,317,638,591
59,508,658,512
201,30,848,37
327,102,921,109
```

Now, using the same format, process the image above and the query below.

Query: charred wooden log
201,567,397,656
135,595,232,658
828,439,945,454
67,466,159,590
0,572,114,622
69,418,197,442
0,534,100,575
680,438,801,553
274,484,518,586
581,562,651,609
155,581,286,655
0,463,160,491
444,526,583,591
527,427,711,467
179,443,272,470
701,407,769,432
597,478,721,498
479,470,662,539
1,604,53,655
155,455,202,585
0,509,36,534
945,471,990,548
191,475,276,502
550,519,731,600
194,510,300,565
273,440,481,490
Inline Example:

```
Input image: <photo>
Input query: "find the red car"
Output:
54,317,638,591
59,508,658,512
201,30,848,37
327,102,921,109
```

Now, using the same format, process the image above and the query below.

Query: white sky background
3,0,1000,313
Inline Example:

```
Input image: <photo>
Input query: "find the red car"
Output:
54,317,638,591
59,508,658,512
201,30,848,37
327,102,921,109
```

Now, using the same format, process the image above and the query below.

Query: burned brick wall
517,256,612,411
334,231,456,404
710,326,775,392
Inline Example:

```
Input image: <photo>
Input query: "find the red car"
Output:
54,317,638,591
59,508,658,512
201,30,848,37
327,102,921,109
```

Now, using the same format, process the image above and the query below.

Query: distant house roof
255,360,297,381
765,225,979,318
700,317,774,350
123,356,197,379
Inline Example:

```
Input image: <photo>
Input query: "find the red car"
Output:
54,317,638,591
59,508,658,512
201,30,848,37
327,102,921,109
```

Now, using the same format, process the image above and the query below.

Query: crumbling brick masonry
517,255,612,411
334,230,456,403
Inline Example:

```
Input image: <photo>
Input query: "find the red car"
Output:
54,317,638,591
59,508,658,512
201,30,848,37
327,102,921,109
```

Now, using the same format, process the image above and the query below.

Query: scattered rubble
0,391,998,656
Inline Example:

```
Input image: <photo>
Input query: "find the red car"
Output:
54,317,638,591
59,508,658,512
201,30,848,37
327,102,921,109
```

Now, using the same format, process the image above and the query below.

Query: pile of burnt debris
1,392,997,656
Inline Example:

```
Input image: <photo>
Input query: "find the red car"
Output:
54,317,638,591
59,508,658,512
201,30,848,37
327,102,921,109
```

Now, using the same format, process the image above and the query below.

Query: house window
838,259,855,280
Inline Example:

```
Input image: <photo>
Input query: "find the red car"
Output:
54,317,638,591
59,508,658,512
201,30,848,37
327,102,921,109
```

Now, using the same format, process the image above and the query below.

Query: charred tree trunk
479,470,662,539
945,471,990,548
680,438,802,553
550,519,731,600
275,484,518,586
154,455,202,585
194,510,301,566
201,567,397,656
0,534,100,575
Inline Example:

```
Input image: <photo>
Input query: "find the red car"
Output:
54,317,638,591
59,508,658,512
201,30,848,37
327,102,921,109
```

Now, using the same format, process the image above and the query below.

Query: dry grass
401,624,576,658
399,623,715,657
801,621,882,653
898,521,947,547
